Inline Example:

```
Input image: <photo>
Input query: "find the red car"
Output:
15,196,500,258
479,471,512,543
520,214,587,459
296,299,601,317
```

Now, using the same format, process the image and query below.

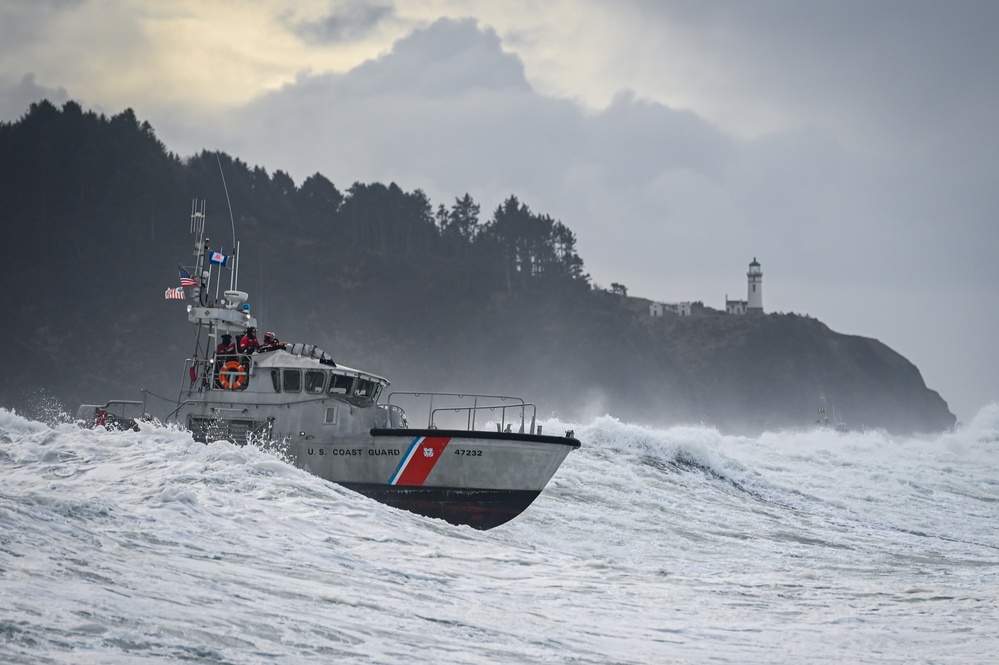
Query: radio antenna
216,152,238,290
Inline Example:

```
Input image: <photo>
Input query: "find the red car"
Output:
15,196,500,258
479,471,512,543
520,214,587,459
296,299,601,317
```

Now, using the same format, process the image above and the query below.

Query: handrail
245,417,275,445
94,399,146,419
386,391,535,434
165,398,198,422
430,402,537,434
166,396,254,422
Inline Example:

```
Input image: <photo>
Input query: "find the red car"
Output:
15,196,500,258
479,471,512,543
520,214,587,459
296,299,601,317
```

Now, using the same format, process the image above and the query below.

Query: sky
2,0,997,425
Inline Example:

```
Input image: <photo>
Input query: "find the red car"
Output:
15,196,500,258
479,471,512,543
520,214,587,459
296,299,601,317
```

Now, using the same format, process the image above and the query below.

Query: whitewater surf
2,405,997,663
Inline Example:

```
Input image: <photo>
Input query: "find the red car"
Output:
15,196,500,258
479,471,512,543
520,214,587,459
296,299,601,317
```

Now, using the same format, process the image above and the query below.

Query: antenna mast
216,152,238,291
190,199,208,305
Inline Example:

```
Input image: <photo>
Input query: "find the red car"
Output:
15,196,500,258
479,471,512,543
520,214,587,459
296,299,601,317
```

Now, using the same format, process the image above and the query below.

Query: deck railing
386,392,537,434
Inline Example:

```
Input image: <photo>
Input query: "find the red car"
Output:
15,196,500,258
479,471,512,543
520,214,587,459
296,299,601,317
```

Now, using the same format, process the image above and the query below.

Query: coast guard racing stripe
389,436,451,486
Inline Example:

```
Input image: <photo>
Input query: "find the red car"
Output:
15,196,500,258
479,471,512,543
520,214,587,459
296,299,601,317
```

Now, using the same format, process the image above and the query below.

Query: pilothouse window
304,370,326,394
329,374,354,395
354,379,375,398
283,369,302,393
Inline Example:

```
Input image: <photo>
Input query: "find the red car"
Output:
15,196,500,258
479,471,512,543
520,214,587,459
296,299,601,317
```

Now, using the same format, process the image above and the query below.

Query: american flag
164,286,185,300
179,266,197,287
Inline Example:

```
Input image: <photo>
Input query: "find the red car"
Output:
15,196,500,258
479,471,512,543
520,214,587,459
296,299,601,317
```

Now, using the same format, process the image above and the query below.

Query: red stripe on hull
394,436,451,486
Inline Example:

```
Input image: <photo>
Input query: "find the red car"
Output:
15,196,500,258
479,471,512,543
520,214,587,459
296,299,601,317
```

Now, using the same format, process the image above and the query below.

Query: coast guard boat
79,201,580,529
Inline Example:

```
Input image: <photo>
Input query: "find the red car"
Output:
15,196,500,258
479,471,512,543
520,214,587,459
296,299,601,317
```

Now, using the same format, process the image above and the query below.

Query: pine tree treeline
0,100,588,296
0,98,592,414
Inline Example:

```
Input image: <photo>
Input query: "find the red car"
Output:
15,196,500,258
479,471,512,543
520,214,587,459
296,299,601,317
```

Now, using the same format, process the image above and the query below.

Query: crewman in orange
238,327,260,354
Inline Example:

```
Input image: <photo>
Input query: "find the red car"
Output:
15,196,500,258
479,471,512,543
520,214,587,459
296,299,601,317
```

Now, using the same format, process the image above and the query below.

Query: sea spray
2,407,997,664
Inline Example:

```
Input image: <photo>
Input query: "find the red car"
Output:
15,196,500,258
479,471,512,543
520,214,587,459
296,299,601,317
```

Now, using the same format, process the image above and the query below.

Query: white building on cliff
650,301,692,317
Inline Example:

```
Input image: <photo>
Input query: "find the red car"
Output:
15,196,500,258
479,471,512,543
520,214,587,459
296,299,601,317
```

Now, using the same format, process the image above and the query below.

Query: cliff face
353,291,956,436
652,313,955,434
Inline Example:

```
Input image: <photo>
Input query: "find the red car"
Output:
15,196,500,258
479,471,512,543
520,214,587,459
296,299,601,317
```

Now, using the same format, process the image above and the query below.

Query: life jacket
239,334,259,353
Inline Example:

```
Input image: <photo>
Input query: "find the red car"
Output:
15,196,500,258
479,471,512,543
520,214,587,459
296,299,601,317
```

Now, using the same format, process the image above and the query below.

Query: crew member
216,333,236,358
213,333,239,389
259,331,286,353
238,326,260,354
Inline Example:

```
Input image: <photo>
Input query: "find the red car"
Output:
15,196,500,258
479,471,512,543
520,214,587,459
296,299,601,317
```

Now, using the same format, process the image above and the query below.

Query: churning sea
2,404,997,664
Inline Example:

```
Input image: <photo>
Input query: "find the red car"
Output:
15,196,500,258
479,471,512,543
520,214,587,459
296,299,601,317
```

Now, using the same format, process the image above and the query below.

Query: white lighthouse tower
747,257,763,313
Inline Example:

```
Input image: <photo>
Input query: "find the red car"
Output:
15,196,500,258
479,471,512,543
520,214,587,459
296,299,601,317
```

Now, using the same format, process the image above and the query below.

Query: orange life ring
219,360,247,390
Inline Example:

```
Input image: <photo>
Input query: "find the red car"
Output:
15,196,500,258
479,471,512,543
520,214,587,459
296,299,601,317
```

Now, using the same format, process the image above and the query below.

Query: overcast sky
2,0,997,424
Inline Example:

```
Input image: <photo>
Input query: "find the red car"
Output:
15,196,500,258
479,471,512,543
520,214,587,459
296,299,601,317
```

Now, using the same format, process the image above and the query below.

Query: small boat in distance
816,395,848,433
79,200,580,529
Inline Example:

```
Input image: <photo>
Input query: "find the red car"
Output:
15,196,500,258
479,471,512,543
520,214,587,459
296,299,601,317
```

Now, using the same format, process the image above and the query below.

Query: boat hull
176,384,580,528
284,428,579,529
341,485,540,530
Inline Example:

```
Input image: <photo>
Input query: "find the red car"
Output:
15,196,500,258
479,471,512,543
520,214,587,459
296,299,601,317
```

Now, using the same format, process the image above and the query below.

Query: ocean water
2,405,997,664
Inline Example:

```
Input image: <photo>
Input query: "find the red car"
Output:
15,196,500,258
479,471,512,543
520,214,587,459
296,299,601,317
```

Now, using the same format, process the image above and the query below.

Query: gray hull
290,428,578,529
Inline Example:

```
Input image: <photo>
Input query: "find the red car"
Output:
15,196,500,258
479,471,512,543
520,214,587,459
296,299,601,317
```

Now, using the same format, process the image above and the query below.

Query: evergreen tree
446,193,480,242
297,173,343,228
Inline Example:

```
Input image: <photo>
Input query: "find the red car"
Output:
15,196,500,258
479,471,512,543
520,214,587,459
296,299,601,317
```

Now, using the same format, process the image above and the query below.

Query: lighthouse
747,258,763,313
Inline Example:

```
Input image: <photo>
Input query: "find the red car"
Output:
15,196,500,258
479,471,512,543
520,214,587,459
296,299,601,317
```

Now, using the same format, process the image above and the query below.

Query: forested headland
0,100,956,434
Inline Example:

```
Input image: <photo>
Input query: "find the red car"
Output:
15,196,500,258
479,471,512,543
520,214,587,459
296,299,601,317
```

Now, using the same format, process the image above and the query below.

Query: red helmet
264,331,275,343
